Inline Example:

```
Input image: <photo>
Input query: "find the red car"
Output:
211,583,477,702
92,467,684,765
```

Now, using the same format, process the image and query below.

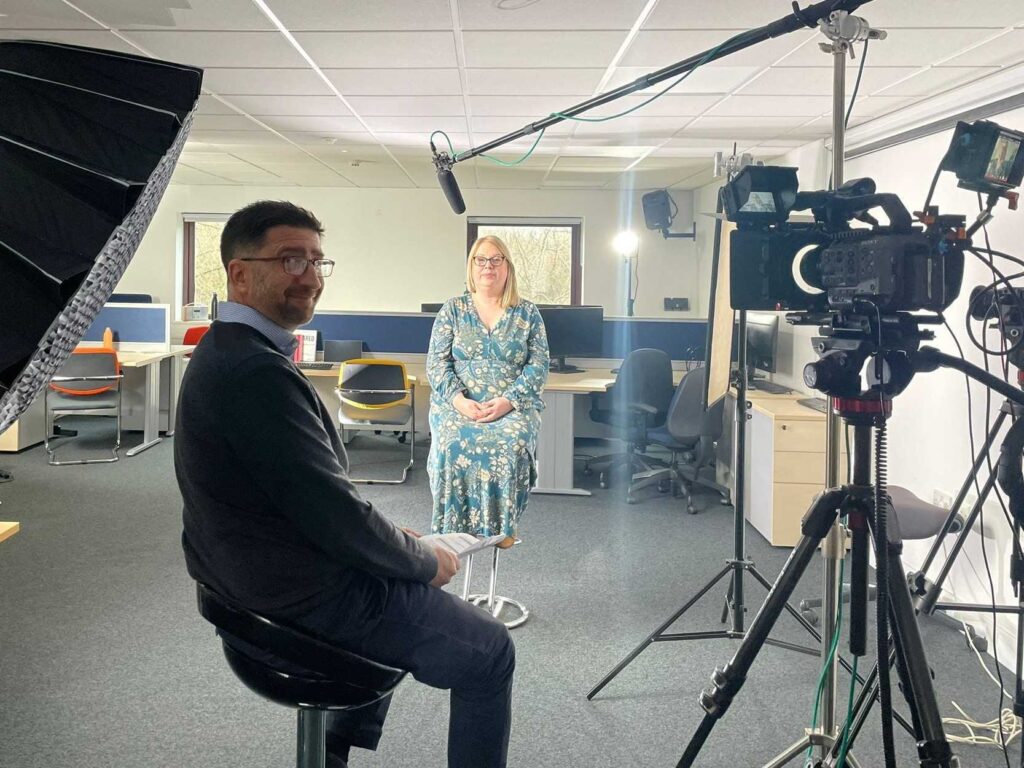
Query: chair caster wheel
599,472,609,489
374,429,382,435
583,467,593,476
398,433,407,444
801,609,820,627
626,495,637,505
720,496,731,505
658,479,671,493
687,505,698,515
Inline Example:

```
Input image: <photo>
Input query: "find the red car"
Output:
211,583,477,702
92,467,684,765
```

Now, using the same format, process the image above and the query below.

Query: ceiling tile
463,31,625,68
706,94,833,117
192,114,264,131
226,95,353,117
869,66,1001,96
0,0,103,29
644,1,820,30
260,115,370,133
469,116,573,134
939,29,1024,67
459,0,651,30
269,0,451,31
363,116,466,133
738,66,924,96
202,68,333,96
553,156,633,172
467,69,605,96
867,1,1024,27
196,95,239,116
345,96,467,116
777,28,999,67
74,0,274,30
325,68,463,96
127,31,308,68
293,31,458,68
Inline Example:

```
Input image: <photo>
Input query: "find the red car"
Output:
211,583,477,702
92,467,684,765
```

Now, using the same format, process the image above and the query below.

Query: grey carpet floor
0,422,1018,767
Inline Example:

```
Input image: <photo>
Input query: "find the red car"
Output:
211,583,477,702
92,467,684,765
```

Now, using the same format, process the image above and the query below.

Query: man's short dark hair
220,200,325,269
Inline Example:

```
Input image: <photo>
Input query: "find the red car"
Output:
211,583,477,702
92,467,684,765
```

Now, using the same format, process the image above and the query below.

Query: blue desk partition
303,311,708,361
83,303,170,346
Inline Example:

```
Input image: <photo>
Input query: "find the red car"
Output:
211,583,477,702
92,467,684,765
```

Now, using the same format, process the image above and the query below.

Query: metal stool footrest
467,593,529,629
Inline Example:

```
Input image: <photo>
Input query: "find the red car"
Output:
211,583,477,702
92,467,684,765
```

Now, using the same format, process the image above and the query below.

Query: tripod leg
677,488,845,768
721,575,734,625
886,546,956,768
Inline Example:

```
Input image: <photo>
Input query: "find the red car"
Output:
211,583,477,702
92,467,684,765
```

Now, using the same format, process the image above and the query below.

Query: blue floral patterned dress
426,292,549,537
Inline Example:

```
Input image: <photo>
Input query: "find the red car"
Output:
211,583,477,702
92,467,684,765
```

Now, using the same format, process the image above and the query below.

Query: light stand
613,230,640,318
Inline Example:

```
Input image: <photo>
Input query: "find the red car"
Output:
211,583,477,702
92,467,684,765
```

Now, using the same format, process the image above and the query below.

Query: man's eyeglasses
238,255,335,277
472,255,506,268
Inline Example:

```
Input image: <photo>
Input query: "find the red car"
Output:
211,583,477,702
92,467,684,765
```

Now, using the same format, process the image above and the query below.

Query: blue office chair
195,582,405,768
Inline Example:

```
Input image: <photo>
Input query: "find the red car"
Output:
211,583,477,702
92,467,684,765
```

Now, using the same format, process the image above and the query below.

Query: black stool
195,583,406,768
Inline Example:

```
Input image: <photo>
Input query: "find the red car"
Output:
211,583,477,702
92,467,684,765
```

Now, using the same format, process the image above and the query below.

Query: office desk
0,521,19,544
118,345,194,456
300,362,621,496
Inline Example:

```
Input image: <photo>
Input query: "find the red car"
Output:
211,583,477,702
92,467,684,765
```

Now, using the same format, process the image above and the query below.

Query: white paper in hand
421,532,507,559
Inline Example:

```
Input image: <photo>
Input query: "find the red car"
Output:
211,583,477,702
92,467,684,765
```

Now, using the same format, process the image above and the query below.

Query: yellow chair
335,359,415,484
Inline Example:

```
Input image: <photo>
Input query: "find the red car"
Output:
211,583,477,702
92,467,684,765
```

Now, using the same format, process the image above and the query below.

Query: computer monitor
420,303,443,313
537,305,603,373
745,311,779,377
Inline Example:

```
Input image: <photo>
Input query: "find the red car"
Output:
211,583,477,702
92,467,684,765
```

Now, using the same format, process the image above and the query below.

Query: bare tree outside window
183,219,227,309
469,219,581,305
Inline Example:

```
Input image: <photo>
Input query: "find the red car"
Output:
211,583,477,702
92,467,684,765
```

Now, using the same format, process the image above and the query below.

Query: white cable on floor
941,621,1022,748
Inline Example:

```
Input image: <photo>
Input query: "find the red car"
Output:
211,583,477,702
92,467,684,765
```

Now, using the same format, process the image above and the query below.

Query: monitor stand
549,356,584,373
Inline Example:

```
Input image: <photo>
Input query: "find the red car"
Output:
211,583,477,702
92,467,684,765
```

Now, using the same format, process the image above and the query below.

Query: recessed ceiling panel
293,31,458,68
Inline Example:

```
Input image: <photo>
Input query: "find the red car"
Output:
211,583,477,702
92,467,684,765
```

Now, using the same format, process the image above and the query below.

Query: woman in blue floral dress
426,235,549,539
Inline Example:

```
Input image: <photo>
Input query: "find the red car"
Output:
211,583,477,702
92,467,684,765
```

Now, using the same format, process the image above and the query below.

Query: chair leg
296,708,327,768
468,545,529,629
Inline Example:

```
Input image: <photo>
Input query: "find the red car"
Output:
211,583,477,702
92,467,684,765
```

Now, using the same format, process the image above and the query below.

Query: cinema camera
725,120,1024,319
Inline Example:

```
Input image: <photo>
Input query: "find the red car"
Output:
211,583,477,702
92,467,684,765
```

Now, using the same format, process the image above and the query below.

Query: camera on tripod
723,165,968,317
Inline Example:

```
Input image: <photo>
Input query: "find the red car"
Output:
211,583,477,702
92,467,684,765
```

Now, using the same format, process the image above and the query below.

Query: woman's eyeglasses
238,255,335,277
472,255,506,268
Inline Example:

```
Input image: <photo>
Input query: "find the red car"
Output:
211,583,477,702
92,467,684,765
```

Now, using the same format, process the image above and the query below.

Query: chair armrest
336,387,411,396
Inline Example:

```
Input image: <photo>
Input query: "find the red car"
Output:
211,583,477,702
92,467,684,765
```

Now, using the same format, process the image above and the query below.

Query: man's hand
429,546,460,587
452,392,486,421
476,396,514,423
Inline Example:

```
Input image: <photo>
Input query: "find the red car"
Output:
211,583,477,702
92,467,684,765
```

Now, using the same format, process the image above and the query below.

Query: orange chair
183,325,210,356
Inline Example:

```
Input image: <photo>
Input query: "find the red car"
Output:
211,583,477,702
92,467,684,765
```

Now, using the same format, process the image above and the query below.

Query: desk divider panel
302,311,707,361
80,303,170,351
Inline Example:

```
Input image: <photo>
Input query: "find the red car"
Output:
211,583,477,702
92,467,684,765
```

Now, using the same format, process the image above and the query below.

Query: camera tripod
679,396,957,768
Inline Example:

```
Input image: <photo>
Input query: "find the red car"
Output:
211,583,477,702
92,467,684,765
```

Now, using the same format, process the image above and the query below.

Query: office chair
44,348,123,465
323,339,364,363
584,348,674,502
195,582,405,768
182,324,210,357
335,360,415,484
628,366,731,513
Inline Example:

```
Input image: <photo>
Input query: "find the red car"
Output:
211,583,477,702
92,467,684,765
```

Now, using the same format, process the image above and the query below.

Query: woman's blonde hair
466,235,520,308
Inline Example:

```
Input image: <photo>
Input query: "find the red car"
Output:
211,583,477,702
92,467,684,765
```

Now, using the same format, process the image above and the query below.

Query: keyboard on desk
749,380,792,395
296,361,336,370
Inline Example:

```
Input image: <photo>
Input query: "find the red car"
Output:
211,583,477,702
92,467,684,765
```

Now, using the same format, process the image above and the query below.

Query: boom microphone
431,141,466,215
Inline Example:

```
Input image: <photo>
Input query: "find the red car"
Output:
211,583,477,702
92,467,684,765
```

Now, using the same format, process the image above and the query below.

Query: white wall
119,184,705,319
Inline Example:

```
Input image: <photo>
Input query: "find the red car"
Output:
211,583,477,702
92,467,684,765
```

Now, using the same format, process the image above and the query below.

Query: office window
467,218,581,305
182,217,228,308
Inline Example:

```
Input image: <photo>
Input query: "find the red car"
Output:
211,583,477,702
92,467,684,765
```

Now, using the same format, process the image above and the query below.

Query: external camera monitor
721,165,799,226
941,119,1024,194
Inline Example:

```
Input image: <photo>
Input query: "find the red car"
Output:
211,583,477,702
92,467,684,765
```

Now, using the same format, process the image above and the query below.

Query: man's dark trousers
295,572,515,768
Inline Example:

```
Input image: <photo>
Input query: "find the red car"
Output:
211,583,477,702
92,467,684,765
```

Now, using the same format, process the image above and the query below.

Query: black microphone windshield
437,165,466,215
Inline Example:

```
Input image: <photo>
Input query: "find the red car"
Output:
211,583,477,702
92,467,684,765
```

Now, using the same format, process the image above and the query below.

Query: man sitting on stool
175,200,515,768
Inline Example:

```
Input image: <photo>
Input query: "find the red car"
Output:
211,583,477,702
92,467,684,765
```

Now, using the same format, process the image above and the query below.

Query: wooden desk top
298,363,676,394
0,521,20,544
112,346,195,367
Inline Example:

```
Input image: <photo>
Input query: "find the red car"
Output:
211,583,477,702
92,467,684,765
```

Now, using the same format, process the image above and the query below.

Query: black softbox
0,40,202,433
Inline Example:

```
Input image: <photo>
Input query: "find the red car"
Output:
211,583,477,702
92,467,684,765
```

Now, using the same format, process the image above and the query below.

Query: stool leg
461,553,475,601
297,708,327,768
487,546,500,611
